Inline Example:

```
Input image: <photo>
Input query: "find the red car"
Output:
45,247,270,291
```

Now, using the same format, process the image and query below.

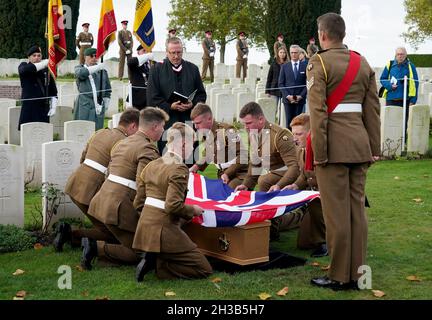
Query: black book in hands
167,89,197,104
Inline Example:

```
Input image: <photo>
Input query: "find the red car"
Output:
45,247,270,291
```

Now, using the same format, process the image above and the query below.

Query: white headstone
0,128,5,145
50,106,74,140
209,88,229,111
232,87,248,96
21,122,53,188
42,141,83,228
8,106,21,145
215,93,236,123
223,84,234,90
257,98,278,123
64,120,95,145
0,145,24,226
228,65,236,78
58,83,77,108
0,99,16,142
429,93,432,118
215,63,228,80
229,78,241,86
112,113,123,128
237,92,256,118
407,105,430,154
107,81,122,117
247,64,259,80
108,120,113,129
380,106,403,157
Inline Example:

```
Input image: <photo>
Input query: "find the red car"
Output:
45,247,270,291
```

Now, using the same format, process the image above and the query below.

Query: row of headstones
212,63,269,81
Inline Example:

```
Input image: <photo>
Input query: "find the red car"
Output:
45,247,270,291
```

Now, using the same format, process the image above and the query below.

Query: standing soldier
82,107,169,270
54,109,141,252
201,30,216,82
76,23,94,65
118,20,133,81
307,13,380,290
74,48,111,130
236,31,249,80
167,28,177,39
273,33,287,59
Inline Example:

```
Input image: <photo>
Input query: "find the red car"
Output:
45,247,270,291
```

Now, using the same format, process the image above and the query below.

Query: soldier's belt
107,174,137,190
125,41,131,44
262,165,288,175
83,159,107,174
332,103,362,113
79,42,92,46
145,197,165,210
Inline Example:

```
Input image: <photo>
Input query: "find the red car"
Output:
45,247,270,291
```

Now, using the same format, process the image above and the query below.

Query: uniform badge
307,63,313,71
307,77,314,90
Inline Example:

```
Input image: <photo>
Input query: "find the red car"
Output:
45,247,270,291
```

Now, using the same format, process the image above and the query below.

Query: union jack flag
186,173,320,227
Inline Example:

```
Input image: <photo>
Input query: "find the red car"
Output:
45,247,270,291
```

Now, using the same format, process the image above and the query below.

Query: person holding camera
278,44,307,129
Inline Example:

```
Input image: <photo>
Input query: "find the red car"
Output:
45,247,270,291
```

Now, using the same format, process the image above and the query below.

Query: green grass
1,160,431,300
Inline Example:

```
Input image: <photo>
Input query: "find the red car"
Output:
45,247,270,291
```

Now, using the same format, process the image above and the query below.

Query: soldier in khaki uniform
133,122,212,281
53,109,140,252
236,32,249,80
282,114,327,258
76,23,94,65
273,33,287,59
189,103,248,189
82,107,169,270
118,20,134,80
201,30,216,82
232,102,301,240
308,13,380,290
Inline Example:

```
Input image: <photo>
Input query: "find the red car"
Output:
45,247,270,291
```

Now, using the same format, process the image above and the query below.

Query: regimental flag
186,173,320,228
133,0,155,51
46,0,67,78
96,0,117,59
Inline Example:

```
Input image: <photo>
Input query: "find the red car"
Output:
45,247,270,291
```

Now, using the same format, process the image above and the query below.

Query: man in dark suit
278,44,307,129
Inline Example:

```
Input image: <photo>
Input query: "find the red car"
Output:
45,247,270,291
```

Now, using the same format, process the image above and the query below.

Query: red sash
304,50,361,171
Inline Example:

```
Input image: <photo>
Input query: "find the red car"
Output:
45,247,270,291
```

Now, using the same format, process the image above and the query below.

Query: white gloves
47,97,58,117
85,63,105,75
95,103,103,115
34,59,49,72
209,52,215,57
103,97,110,109
126,50,131,55
243,55,248,59
137,53,153,66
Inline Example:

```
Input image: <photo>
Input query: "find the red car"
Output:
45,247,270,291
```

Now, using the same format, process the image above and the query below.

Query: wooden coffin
183,221,271,265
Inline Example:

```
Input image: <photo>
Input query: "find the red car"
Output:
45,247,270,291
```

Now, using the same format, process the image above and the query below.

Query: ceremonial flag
46,0,67,78
96,0,117,59
186,174,320,227
133,0,155,51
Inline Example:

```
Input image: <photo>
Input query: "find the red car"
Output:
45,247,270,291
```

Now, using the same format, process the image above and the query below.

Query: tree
264,0,341,63
168,0,267,63
403,0,432,49
0,1,79,60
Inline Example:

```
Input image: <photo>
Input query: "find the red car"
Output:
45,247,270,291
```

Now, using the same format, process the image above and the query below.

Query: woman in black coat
265,46,289,107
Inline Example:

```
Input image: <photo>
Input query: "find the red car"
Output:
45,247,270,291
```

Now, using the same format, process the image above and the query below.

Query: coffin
184,221,271,265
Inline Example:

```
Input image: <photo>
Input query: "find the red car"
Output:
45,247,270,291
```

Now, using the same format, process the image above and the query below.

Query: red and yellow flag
96,0,117,59
46,0,67,78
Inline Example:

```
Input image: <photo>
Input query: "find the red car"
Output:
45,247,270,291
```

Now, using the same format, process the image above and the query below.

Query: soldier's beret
205,30,212,35
277,33,283,38
169,28,177,33
238,31,246,36
137,44,144,51
27,45,41,57
84,48,97,56
82,23,90,27
121,20,128,25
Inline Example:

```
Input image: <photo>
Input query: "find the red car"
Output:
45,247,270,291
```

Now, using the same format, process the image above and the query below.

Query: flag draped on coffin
96,0,118,59
186,173,320,228
133,0,155,51
46,0,67,78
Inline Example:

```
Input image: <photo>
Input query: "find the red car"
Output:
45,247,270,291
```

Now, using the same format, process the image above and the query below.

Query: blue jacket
278,60,307,105
379,59,418,104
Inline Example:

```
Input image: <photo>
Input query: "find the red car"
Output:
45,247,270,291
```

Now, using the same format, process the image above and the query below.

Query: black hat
121,20,128,25
238,31,246,36
205,30,212,35
168,28,177,33
27,45,41,57
137,44,144,51
82,23,90,27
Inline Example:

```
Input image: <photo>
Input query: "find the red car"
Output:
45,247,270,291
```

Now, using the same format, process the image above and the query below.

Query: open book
167,89,197,104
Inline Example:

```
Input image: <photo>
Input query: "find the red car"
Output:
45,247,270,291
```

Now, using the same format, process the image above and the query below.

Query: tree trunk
219,39,226,64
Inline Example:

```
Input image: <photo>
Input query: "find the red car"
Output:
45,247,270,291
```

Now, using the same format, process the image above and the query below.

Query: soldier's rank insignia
307,77,314,90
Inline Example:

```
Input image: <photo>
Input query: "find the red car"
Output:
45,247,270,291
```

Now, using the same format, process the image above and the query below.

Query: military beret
82,23,90,27
205,30,212,35
169,28,177,33
277,33,283,38
27,45,41,57
84,48,97,56
121,20,128,25
137,44,144,51
238,31,246,36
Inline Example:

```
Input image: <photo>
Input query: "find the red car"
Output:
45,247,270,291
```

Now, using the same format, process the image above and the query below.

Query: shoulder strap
326,51,361,113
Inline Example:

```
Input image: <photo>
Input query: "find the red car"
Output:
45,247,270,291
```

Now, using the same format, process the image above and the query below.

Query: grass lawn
0,159,431,300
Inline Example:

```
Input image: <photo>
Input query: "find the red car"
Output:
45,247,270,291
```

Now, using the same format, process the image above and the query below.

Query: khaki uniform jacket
133,152,197,253
196,121,248,177
118,30,133,53
65,127,128,205
76,32,93,49
88,131,160,232
307,48,381,164
236,39,249,61
293,147,318,190
202,38,216,60
242,122,299,189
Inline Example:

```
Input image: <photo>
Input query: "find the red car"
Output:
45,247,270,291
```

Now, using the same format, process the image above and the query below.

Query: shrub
0,224,36,253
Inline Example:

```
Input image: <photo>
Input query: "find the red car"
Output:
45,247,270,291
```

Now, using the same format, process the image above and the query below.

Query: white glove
103,97,110,109
47,97,58,117
243,55,247,59
126,50,131,55
209,52,215,57
34,59,49,72
95,103,103,115
85,63,105,75
137,53,153,66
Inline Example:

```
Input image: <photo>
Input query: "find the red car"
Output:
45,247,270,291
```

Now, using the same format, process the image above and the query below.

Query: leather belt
80,42,92,46
83,159,107,174
332,103,362,113
145,197,165,209
107,174,137,190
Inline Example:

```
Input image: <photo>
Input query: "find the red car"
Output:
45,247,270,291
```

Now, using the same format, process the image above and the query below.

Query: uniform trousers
201,58,214,82
236,59,248,80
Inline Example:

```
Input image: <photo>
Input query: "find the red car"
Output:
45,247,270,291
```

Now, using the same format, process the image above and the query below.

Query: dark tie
294,62,298,80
